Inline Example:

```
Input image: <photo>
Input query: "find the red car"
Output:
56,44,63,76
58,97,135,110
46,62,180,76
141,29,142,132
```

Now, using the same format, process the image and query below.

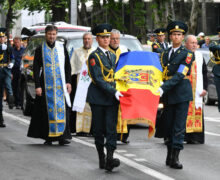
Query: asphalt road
1,103,220,180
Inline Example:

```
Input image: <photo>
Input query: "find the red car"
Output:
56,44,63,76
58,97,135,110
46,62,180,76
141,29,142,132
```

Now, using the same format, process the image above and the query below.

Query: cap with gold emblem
154,28,166,36
0,28,6,37
167,21,188,34
92,24,112,36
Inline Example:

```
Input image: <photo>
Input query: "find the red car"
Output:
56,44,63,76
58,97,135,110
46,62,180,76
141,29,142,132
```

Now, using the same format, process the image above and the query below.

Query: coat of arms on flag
115,51,163,137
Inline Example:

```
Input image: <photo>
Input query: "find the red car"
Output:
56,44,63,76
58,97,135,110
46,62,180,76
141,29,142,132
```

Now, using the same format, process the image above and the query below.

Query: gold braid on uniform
95,53,114,82
87,53,114,84
160,52,168,80
0,54,3,61
155,42,161,49
210,51,220,64
210,41,220,64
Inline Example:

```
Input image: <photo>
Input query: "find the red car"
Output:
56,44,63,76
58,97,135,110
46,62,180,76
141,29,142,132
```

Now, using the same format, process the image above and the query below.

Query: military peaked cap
154,28,166,35
92,23,112,36
0,28,6,37
167,21,188,34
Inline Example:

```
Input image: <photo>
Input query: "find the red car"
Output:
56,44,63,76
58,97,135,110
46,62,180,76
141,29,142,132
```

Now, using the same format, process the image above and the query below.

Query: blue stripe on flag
115,51,162,72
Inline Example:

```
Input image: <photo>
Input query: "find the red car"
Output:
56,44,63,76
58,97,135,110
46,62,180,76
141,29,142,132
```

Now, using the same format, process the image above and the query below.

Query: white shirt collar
171,46,181,52
98,46,109,54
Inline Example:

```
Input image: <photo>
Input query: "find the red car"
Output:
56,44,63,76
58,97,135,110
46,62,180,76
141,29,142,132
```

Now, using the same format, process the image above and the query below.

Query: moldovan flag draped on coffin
115,51,163,138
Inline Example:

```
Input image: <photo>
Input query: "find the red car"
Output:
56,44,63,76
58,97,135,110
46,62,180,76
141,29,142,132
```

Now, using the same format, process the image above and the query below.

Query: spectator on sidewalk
12,37,25,109
201,36,211,49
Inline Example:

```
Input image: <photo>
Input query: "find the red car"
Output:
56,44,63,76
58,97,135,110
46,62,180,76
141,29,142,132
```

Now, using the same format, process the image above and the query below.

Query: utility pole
202,0,207,34
70,0,77,25
0,6,6,27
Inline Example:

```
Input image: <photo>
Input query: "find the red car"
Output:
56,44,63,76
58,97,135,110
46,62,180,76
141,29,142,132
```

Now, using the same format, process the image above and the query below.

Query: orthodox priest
27,25,72,146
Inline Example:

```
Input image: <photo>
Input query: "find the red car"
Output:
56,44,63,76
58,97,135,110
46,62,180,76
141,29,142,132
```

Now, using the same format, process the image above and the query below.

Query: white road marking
124,153,136,157
4,111,175,180
3,112,30,125
205,117,220,123
72,137,175,180
87,139,94,142
205,131,220,137
134,158,147,162
115,150,127,153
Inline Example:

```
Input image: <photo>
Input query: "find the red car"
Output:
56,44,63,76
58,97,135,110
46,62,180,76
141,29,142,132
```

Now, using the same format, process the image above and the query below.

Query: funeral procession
1,0,220,180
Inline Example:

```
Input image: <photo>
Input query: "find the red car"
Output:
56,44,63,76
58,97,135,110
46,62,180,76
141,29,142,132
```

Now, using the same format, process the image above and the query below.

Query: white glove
156,87,163,97
7,63,14,69
115,91,123,101
1,44,7,50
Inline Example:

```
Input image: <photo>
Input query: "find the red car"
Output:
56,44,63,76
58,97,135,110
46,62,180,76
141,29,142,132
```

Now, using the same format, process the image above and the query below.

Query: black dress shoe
187,140,201,144
99,154,106,169
59,139,71,146
16,105,21,109
170,149,183,169
0,123,6,128
122,140,130,144
105,158,120,171
0,115,6,128
44,140,52,145
105,150,120,171
8,95,14,109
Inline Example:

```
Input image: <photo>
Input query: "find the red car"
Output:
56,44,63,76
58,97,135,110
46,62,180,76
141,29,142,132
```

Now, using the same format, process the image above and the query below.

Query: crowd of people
0,30,27,127
0,20,220,172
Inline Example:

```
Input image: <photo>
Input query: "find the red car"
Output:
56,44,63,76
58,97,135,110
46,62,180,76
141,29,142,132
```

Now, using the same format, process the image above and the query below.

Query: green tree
22,0,69,22
150,0,174,28
0,0,17,38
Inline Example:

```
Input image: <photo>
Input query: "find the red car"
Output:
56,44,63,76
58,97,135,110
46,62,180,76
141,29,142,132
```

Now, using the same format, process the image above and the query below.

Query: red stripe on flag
119,89,160,137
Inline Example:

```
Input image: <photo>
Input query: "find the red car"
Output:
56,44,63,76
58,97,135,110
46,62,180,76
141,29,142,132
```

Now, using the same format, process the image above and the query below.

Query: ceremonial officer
87,24,122,171
209,26,220,112
152,28,169,54
158,21,194,169
0,28,14,127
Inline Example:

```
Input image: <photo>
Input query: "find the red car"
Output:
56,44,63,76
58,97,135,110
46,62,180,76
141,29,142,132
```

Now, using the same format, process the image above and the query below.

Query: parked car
22,21,91,34
198,49,218,105
20,31,144,116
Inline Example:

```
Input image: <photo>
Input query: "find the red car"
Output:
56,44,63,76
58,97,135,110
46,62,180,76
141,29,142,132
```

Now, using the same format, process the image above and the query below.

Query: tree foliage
0,0,204,42
21,0,69,22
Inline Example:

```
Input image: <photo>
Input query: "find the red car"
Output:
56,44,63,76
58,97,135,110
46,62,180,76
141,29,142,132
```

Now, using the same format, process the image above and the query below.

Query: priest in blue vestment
27,25,72,145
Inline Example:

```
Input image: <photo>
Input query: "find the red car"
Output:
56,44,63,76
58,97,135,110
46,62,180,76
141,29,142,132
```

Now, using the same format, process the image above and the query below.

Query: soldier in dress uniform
152,28,169,54
147,32,156,46
87,24,122,171
209,26,220,112
157,21,194,169
0,28,15,127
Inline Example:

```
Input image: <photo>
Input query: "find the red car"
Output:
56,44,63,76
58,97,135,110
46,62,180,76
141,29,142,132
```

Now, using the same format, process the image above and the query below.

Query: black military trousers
0,68,13,114
90,103,118,151
165,101,189,150
214,75,220,112
12,69,21,106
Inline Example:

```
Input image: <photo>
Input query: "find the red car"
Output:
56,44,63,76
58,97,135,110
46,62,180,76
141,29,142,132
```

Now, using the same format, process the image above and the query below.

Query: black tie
170,49,175,60
105,51,112,65
105,51,110,60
